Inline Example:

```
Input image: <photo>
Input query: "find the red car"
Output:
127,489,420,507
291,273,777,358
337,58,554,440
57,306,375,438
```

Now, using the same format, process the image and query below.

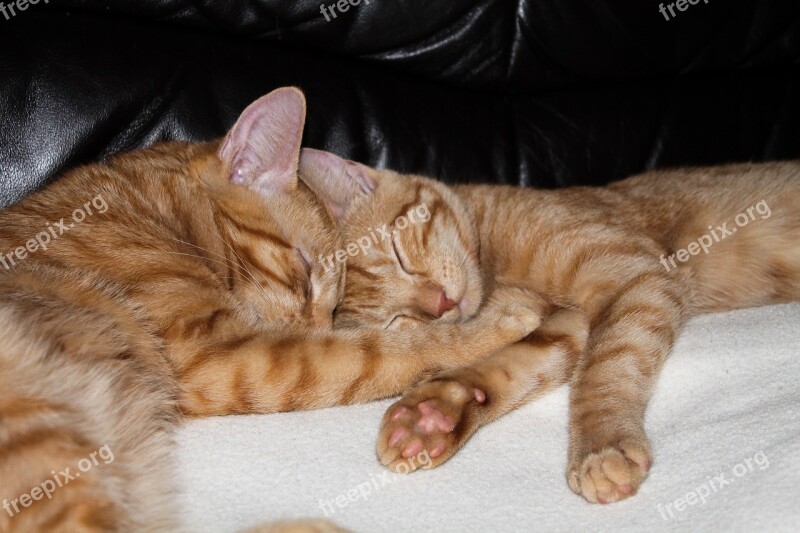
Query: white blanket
176,303,800,532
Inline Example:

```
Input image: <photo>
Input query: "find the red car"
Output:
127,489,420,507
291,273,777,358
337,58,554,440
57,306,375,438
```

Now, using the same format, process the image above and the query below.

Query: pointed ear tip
242,87,306,118
273,85,304,97
279,86,305,98
269,86,306,110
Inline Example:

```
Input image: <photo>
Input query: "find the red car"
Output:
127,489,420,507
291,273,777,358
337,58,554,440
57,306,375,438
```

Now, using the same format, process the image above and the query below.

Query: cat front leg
566,269,686,504
169,295,544,416
376,308,588,471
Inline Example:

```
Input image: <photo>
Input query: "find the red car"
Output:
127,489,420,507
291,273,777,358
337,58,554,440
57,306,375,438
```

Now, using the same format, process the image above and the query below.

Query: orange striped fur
303,150,800,505
0,90,541,531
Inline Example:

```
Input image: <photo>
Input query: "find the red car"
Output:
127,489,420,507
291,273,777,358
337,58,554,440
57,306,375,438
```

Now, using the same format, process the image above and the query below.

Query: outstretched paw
567,438,652,504
377,379,485,472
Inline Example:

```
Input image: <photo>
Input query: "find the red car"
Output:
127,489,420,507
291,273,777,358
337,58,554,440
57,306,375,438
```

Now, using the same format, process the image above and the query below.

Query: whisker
165,236,247,279
209,226,274,306
159,250,272,304
164,235,265,296
184,212,274,309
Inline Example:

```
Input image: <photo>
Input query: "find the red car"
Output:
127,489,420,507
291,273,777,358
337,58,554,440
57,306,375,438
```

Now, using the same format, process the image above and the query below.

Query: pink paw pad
416,400,456,433
402,439,424,458
430,442,446,458
389,428,408,447
473,388,486,403
390,406,410,421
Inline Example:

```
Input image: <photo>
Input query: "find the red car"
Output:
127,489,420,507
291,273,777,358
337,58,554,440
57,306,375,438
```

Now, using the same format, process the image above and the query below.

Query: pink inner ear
220,87,306,193
299,148,377,220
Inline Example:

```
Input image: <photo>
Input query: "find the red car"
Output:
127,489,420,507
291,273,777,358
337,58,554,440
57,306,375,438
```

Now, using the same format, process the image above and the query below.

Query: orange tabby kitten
298,148,800,505
0,89,540,531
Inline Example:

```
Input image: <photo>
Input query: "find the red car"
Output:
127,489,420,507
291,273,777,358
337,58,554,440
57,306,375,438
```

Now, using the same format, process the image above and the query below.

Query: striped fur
318,154,800,505
0,91,541,531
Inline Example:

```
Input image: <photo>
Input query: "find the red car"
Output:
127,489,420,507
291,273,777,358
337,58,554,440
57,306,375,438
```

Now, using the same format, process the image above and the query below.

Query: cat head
298,148,483,330
191,89,344,329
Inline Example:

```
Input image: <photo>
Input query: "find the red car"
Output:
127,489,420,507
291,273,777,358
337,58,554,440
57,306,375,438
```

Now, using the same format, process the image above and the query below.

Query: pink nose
417,288,458,318
436,292,457,318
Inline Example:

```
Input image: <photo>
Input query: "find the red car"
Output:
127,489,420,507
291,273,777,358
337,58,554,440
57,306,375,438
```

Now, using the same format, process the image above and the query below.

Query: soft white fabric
176,303,800,532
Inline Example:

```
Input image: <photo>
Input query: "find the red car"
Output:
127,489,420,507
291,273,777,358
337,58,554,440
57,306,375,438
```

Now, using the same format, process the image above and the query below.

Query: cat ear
299,148,377,220
219,87,306,193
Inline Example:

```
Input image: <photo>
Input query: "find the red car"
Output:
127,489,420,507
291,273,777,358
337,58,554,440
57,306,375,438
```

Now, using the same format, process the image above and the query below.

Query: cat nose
437,292,458,317
418,289,457,318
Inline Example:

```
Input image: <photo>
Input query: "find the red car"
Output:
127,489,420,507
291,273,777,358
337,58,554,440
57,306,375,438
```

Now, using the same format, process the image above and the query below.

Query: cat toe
567,439,652,504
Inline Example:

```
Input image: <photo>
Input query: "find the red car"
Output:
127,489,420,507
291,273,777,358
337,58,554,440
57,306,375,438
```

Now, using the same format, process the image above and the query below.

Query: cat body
459,164,797,317
0,90,539,531
301,148,800,504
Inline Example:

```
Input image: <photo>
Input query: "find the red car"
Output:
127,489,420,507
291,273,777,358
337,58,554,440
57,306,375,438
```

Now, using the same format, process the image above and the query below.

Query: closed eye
392,236,414,275
384,314,422,330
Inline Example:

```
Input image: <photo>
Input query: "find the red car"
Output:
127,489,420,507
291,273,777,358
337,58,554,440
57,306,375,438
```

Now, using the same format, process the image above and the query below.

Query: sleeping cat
298,147,800,505
0,88,541,531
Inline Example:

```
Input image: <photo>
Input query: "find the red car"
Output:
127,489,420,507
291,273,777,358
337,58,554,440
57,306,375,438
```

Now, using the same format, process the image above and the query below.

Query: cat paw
567,439,652,504
498,302,543,337
482,286,548,338
377,379,484,472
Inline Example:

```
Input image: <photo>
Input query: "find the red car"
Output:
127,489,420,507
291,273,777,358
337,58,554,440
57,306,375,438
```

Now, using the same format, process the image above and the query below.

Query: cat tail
0,307,179,532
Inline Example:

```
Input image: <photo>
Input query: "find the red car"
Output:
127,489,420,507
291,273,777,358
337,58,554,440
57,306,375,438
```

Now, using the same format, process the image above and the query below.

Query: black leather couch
1,0,799,208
